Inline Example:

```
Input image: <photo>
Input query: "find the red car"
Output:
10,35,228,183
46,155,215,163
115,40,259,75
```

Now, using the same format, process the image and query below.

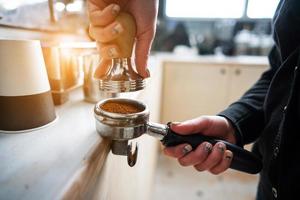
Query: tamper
94,98,263,174
94,12,145,93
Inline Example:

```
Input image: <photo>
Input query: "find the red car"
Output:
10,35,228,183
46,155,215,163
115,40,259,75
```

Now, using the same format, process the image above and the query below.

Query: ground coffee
100,101,143,114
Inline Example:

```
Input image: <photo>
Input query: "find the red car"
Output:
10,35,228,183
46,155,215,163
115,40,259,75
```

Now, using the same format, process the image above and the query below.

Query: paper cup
0,39,57,133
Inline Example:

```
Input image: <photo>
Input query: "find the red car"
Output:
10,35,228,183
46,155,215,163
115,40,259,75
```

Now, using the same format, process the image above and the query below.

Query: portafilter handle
146,122,262,174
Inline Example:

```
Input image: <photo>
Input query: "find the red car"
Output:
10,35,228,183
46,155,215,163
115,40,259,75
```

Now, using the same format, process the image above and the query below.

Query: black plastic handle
161,127,262,174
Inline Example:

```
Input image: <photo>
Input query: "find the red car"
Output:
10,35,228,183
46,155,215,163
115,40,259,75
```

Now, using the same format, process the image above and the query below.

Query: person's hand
164,116,237,175
87,0,158,78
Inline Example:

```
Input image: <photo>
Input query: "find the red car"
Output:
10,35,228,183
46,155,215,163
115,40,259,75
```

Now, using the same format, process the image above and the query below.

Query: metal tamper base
97,58,146,93
99,79,145,93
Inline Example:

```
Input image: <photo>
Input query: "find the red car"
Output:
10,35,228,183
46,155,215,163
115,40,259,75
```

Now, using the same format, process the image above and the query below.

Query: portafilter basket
94,98,262,174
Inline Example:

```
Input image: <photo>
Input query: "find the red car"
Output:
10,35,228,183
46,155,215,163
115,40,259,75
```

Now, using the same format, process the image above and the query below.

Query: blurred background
154,0,277,56
0,0,277,56
0,1,278,200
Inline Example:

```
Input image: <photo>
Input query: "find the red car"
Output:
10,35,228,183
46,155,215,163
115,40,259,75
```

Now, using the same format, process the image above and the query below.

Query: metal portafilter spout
93,12,145,93
94,98,263,174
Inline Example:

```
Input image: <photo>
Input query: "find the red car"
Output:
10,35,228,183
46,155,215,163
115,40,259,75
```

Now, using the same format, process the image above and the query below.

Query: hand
88,0,158,78
164,116,237,175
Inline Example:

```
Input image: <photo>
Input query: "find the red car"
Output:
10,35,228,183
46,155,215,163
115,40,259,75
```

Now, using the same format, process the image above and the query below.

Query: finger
97,43,120,59
177,142,212,167
94,58,111,79
88,0,127,10
194,142,225,171
134,30,155,78
163,144,192,158
209,150,233,175
87,0,108,11
89,22,123,43
170,116,211,135
89,3,120,26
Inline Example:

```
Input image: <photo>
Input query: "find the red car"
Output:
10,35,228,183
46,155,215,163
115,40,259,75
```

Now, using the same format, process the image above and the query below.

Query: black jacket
219,0,300,199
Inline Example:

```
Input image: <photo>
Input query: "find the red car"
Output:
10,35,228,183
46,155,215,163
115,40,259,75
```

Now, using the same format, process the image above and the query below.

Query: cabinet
161,59,268,123
162,62,229,122
227,66,268,103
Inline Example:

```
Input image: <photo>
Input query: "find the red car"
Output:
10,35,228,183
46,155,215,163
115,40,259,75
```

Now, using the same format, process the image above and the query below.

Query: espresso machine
93,12,262,174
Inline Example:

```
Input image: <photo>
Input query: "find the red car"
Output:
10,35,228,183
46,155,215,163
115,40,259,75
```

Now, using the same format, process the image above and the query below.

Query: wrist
224,118,237,144
223,116,244,147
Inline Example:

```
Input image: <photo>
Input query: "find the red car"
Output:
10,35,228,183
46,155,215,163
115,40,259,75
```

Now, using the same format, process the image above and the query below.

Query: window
165,0,246,19
0,0,46,10
247,0,280,18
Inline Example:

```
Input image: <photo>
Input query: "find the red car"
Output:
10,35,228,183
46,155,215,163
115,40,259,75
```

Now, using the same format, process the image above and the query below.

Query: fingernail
108,47,118,58
170,122,181,129
145,68,150,78
112,4,120,15
225,151,233,160
217,143,225,153
112,23,123,35
204,143,212,153
182,144,192,155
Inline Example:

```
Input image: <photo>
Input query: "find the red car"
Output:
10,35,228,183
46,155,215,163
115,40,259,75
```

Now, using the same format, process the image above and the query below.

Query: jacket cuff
218,102,265,146
218,112,244,147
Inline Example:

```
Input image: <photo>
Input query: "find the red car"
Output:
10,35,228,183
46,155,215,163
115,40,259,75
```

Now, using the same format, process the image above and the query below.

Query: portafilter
94,98,262,174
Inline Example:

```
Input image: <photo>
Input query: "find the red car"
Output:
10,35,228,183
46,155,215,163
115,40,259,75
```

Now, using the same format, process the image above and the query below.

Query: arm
164,46,280,174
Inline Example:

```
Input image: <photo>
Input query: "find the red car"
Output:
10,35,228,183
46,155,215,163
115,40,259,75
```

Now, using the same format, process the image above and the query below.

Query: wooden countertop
0,89,104,199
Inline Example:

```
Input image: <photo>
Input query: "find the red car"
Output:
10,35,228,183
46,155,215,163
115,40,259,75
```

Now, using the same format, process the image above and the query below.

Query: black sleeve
218,46,280,146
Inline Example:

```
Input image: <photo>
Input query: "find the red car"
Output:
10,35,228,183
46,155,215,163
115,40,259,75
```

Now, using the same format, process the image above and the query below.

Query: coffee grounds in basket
100,101,143,114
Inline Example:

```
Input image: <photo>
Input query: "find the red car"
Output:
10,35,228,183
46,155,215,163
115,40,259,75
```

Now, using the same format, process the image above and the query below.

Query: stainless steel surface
97,58,145,93
94,98,169,166
94,98,149,139
94,98,148,167
94,98,168,140
127,141,138,167
94,98,148,123
95,120,146,140
146,122,168,140
83,54,118,102
111,140,128,155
